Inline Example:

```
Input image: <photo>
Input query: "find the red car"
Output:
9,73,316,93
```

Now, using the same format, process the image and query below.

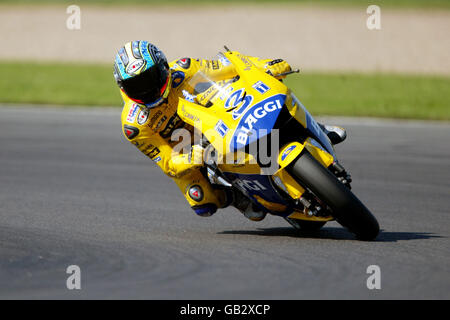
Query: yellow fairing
218,152,261,175
278,140,334,170
176,51,335,221
178,51,289,158
178,98,231,156
285,92,307,128
304,138,335,168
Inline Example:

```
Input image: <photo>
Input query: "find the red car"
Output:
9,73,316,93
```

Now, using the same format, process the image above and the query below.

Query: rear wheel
288,151,379,240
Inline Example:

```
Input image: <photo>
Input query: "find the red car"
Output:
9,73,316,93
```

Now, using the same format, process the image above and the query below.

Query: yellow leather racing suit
120,54,291,217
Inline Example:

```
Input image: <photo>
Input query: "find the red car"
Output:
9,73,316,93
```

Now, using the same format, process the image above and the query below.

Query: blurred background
0,0,449,119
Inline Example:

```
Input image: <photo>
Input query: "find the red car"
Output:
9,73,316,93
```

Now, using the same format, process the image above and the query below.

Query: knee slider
192,204,217,217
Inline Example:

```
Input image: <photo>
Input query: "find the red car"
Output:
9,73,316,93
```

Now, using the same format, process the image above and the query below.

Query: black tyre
289,150,379,240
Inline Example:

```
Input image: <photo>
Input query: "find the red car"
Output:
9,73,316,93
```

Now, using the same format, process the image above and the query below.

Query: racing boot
230,188,267,222
319,123,347,145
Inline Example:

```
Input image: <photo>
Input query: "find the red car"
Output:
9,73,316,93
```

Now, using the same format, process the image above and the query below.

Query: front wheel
288,151,380,240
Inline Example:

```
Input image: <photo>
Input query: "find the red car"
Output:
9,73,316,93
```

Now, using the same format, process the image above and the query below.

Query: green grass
1,61,449,120
0,61,121,106
1,0,450,9
284,73,450,120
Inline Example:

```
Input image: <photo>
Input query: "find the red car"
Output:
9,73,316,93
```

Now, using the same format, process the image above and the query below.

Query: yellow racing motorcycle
177,49,380,240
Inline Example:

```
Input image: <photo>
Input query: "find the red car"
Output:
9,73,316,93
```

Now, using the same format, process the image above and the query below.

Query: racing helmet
113,41,170,108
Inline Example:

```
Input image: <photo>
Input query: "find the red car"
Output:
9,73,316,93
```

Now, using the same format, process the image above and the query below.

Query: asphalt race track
0,106,449,299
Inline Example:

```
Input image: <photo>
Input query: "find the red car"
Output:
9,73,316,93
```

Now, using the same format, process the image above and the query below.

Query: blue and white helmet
114,41,170,108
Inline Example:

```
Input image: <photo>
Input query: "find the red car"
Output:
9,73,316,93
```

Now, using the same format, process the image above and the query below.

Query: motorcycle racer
114,41,346,221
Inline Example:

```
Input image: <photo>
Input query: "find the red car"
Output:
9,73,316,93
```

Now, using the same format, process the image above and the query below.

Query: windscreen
183,53,238,107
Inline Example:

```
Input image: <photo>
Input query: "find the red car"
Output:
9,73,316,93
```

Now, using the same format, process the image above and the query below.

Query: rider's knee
185,183,228,209
186,184,219,217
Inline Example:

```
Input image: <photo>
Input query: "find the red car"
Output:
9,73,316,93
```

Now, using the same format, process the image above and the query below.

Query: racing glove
264,59,292,80
167,144,204,178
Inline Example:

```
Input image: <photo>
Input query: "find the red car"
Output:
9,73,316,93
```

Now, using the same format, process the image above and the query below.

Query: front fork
329,161,352,189
274,141,352,221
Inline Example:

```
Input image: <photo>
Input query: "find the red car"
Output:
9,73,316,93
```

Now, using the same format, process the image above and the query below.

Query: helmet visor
121,65,169,106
